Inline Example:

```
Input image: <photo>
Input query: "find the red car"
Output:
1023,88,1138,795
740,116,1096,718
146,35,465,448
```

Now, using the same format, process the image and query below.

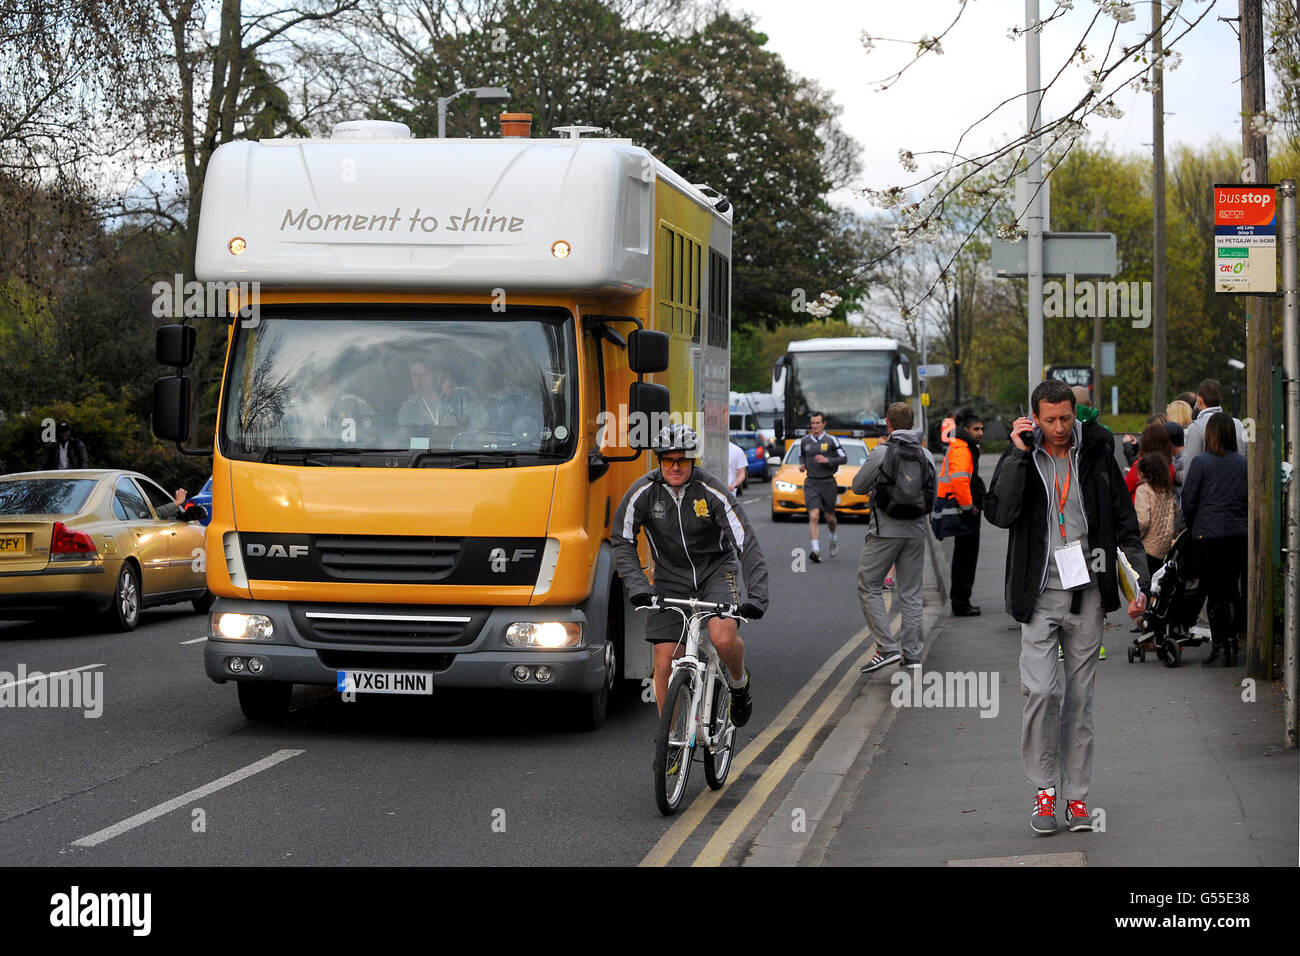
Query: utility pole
1151,0,1168,412
953,291,962,405
1280,180,1298,749
1026,0,1045,404
1240,0,1275,682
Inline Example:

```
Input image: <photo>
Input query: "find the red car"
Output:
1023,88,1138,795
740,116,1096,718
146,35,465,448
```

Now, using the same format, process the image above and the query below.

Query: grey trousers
857,536,925,662
1020,585,1104,800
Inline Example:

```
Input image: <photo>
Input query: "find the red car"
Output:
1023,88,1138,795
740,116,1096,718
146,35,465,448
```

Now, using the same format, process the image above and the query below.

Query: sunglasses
659,456,691,469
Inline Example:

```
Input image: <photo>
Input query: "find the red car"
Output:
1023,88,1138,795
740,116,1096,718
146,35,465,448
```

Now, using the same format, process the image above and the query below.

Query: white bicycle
637,596,747,815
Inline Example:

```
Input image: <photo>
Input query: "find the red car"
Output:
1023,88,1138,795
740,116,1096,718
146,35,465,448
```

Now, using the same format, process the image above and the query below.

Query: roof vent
331,120,412,140
553,125,606,140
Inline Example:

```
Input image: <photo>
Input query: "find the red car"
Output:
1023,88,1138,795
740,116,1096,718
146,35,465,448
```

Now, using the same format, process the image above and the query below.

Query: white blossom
918,34,943,55
1250,112,1277,135
1087,72,1104,94
1093,98,1124,119
1007,25,1021,41
860,31,875,53
1099,1,1136,25
996,222,1025,242
1056,0,1075,9
898,149,919,173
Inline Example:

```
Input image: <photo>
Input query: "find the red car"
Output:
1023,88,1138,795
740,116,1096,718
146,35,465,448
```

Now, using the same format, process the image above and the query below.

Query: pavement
742,454,1299,867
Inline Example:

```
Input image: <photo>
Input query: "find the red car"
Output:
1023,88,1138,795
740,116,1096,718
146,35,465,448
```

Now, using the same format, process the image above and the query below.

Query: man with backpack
853,402,937,672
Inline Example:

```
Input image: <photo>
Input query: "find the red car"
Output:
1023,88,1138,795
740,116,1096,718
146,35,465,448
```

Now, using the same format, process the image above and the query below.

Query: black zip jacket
610,466,769,609
983,420,1148,623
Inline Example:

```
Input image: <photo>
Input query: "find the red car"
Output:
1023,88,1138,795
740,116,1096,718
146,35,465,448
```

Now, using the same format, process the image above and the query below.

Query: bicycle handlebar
634,596,742,618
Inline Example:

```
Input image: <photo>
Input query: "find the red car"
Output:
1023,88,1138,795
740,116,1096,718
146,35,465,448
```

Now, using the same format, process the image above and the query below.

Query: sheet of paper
1054,539,1090,589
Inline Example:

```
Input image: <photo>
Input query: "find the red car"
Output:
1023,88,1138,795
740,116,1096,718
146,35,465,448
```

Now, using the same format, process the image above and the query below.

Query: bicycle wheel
653,669,696,815
703,673,735,790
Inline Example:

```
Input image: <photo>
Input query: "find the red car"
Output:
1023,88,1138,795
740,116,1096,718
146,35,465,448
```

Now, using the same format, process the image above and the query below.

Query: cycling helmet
655,423,702,458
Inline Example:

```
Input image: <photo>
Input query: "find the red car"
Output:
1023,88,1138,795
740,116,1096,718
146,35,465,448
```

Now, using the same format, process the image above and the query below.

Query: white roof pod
786,337,903,352
193,129,713,294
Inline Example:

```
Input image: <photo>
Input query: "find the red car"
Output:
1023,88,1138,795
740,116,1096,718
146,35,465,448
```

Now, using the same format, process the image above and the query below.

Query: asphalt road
0,479,885,867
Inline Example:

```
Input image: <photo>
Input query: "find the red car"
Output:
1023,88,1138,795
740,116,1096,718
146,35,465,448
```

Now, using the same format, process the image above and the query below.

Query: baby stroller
1128,530,1208,668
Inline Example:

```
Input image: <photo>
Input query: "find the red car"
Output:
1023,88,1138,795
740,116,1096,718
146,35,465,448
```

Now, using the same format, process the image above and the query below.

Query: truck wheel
237,681,292,721
574,637,616,731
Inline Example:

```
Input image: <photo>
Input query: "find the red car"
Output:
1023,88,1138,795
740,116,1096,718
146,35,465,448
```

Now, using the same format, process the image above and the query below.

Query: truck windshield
220,305,578,466
788,351,892,431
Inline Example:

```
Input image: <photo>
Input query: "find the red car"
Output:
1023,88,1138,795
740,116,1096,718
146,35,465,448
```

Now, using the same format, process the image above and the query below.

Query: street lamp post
437,86,511,138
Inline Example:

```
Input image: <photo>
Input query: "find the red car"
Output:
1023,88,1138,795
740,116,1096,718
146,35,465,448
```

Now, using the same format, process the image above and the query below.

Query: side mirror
157,324,196,368
587,452,610,483
628,329,669,374
774,420,785,443
153,376,192,442
628,382,670,448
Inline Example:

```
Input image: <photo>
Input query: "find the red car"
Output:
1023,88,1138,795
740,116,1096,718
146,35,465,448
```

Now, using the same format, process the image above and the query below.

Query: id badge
1053,539,1090,589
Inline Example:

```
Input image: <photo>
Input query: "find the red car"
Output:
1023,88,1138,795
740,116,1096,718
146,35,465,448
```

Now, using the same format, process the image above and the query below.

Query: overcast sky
733,0,1249,216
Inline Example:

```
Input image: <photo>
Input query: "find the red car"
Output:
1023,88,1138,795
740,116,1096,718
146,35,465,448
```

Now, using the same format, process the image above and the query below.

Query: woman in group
1124,420,1176,501
1181,413,1248,666
1134,451,1177,578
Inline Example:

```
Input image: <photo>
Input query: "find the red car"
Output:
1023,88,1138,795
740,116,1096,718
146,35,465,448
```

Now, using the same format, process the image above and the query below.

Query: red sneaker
1067,800,1092,831
1031,789,1058,834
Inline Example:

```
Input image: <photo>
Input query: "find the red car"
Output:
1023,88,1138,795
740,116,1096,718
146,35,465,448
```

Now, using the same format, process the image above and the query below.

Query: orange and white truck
153,116,733,729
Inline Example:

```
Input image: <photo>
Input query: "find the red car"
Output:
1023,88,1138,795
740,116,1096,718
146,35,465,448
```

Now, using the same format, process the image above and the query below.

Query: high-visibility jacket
937,435,974,509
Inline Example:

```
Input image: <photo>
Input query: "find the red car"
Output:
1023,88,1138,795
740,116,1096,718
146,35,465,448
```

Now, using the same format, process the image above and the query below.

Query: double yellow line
640,611,889,867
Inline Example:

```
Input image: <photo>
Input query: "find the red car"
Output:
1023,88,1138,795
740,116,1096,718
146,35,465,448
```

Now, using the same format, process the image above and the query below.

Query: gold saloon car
770,437,873,521
0,470,212,630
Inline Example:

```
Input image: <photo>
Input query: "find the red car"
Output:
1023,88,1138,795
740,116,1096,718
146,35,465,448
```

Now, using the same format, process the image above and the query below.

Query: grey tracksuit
850,427,935,662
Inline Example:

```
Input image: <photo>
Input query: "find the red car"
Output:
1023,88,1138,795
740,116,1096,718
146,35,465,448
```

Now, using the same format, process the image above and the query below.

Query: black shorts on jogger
804,477,838,515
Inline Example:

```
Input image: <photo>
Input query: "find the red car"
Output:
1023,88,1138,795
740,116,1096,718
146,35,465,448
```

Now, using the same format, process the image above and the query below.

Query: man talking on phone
984,380,1148,835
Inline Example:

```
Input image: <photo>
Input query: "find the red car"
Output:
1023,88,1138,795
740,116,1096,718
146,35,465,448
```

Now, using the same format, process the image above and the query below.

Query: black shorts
804,477,838,515
643,571,742,644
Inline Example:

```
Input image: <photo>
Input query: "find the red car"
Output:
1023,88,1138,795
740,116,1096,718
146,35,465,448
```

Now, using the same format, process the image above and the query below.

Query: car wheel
103,564,141,632
192,590,215,614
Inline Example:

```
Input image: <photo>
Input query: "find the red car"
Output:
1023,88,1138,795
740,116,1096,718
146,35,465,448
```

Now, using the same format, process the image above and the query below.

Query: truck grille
291,604,489,647
314,535,461,582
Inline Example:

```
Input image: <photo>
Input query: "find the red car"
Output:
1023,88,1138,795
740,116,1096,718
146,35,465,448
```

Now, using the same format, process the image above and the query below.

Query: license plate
336,669,433,695
0,534,25,554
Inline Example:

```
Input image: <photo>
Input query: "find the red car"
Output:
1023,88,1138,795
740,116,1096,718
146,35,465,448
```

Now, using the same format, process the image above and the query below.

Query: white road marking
71,749,305,848
179,637,207,645
0,663,103,691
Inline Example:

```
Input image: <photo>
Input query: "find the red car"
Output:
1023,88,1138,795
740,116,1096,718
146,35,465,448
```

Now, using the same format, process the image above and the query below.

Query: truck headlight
774,480,798,493
505,622,581,648
212,612,274,640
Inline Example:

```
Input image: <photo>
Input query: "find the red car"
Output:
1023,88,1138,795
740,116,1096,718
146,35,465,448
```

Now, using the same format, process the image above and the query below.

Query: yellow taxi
0,470,212,630
770,437,872,521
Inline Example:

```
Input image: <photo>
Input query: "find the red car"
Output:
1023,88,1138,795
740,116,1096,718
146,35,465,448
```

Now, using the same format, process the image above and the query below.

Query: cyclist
611,424,769,727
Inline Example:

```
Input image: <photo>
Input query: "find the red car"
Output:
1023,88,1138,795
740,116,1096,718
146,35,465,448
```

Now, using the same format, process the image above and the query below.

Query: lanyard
1052,455,1071,543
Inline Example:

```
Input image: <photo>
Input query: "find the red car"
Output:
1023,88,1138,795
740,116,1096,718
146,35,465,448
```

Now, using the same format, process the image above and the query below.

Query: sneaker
1031,789,1058,834
1066,800,1092,831
1058,644,1064,661
860,649,902,673
1098,645,1107,661
730,674,753,728
900,658,921,669
883,575,896,590
809,548,821,564
829,537,838,558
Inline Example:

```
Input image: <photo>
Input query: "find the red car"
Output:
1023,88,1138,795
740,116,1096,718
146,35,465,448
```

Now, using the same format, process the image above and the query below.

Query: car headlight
211,612,274,640
505,622,582,648
774,480,798,493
